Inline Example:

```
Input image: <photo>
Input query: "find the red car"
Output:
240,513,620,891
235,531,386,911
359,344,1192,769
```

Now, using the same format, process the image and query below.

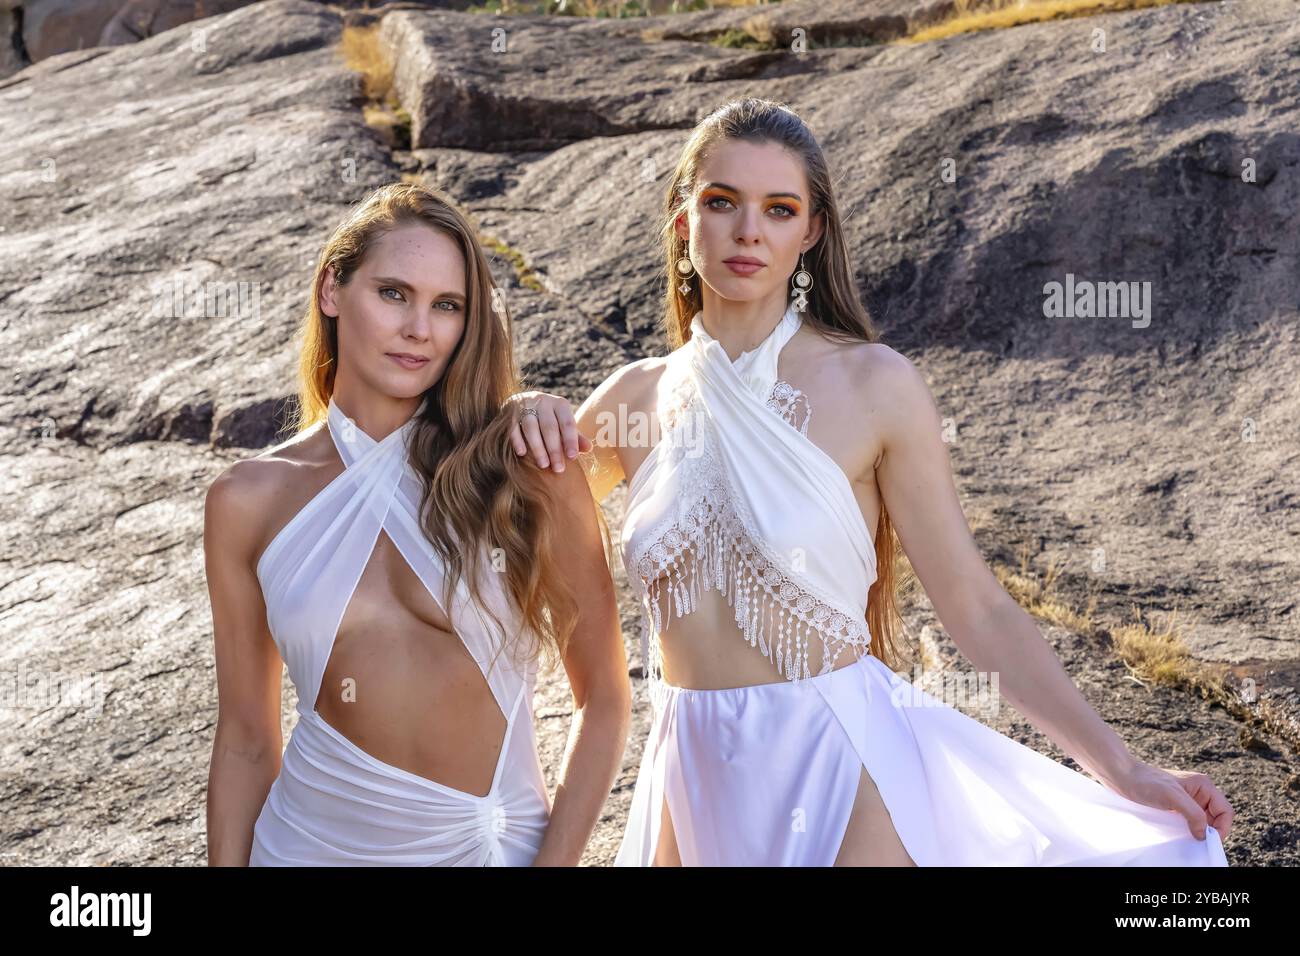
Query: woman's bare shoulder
582,354,672,414
205,424,331,556
807,333,916,394
600,354,671,393
210,424,328,496
829,339,937,437
798,332,933,447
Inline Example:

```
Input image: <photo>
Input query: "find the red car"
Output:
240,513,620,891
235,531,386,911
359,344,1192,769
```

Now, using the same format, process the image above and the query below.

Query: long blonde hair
659,97,911,671
284,182,589,674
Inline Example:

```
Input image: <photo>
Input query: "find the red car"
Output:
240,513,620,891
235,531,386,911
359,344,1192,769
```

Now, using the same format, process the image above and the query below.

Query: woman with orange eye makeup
510,97,1231,867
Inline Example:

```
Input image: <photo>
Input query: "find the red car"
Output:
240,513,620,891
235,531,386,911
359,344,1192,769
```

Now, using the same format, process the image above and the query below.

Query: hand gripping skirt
614,652,1228,866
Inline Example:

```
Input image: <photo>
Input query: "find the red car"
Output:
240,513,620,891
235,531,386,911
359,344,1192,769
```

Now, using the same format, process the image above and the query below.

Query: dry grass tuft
339,25,409,149
339,24,395,104
902,0,1205,44
989,539,1299,754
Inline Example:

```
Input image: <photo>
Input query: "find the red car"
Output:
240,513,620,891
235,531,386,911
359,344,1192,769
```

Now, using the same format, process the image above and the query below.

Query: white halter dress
249,397,551,866
614,302,1228,866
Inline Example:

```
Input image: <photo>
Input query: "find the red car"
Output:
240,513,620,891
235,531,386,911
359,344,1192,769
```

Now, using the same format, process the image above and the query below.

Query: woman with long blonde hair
203,182,629,866
512,97,1232,866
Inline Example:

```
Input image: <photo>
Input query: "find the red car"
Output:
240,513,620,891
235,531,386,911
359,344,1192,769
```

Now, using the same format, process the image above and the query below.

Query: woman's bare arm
868,345,1232,840
528,460,632,866
203,462,286,866
508,361,657,503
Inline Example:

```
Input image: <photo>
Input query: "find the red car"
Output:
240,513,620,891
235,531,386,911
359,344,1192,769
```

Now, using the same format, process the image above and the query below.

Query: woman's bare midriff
312,527,507,798
256,428,507,798
646,546,867,690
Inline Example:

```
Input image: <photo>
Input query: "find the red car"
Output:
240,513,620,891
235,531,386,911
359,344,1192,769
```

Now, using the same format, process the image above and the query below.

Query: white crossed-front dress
248,397,551,866
614,302,1228,867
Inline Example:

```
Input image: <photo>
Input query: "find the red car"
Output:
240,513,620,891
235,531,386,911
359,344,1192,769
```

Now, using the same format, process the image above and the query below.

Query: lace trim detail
767,380,811,436
629,382,870,704
657,363,697,433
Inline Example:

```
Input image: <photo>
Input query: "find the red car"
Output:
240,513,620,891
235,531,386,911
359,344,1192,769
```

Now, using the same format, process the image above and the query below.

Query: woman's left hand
505,389,592,473
1102,761,1233,842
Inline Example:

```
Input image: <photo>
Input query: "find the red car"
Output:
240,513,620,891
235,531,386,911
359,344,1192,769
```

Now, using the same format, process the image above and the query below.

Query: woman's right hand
506,390,592,473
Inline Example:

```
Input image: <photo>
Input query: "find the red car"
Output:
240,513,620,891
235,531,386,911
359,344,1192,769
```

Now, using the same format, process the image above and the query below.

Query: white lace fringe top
620,302,880,693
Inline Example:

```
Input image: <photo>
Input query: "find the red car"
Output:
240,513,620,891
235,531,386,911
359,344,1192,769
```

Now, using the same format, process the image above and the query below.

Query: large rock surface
1,0,1296,865
0,0,478,78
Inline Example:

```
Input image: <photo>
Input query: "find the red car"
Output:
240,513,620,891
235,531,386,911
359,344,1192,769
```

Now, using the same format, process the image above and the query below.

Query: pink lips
387,353,430,370
724,257,765,277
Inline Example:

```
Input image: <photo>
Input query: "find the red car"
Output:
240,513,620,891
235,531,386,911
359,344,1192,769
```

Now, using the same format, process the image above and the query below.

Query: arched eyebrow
700,182,802,202
372,276,466,304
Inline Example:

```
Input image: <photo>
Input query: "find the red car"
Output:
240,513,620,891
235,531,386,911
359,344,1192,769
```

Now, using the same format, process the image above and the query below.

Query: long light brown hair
659,97,912,671
284,182,591,675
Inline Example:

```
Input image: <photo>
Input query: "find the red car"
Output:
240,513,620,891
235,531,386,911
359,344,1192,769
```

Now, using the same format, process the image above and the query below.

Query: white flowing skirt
615,652,1228,866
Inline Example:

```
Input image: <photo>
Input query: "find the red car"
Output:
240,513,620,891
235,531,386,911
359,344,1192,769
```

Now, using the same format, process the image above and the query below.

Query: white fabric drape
249,396,550,866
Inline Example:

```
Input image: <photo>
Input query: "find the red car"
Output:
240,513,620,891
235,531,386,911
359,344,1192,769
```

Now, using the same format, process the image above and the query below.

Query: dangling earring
791,250,813,312
675,251,696,296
